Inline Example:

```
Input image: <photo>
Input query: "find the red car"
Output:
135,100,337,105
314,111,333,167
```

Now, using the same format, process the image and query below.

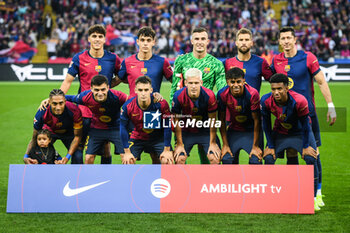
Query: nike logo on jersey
277,62,282,65
63,180,110,197
84,63,91,66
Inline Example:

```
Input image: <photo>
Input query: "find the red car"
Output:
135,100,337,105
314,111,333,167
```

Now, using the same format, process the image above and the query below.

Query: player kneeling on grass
172,68,221,164
65,75,127,164
24,129,62,164
261,73,320,211
120,76,173,164
217,67,263,164
26,89,83,164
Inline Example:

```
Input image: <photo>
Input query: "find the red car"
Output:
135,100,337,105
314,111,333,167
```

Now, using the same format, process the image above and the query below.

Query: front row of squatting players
25,67,318,167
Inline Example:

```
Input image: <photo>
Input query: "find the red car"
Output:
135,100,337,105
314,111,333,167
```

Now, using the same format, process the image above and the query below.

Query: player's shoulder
65,101,80,110
159,98,170,107
151,54,165,61
124,96,137,106
174,53,190,62
173,87,186,98
217,85,229,96
103,50,120,60
110,89,127,98
201,86,215,96
245,83,259,96
273,52,285,61
289,90,307,103
206,53,222,63
251,54,266,63
124,54,137,62
261,92,272,102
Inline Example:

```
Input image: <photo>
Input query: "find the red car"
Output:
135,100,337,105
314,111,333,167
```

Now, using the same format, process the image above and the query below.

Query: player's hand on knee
152,92,164,103
38,98,49,110
221,145,233,160
160,150,174,164
263,147,275,160
174,144,187,162
176,154,187,164
122,152,136,164
302,146,317,159
207,143,221,164
250,146,262,160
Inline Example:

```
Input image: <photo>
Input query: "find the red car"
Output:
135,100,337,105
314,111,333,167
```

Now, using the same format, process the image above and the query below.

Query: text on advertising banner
7,164,313,214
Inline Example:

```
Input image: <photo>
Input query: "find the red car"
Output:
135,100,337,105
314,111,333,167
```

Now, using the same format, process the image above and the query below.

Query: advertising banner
7,164,313,214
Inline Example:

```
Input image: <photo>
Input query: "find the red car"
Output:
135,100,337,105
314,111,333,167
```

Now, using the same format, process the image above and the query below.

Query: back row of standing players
24,25,336,211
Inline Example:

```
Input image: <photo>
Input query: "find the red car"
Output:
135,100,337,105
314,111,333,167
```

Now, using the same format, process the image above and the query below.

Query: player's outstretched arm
314,71,336,125
60,73,75,94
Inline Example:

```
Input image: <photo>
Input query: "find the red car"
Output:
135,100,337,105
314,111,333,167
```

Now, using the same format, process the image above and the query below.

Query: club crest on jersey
95,65,102,72
284,65,290,72
204,67,210,74
288,77,294,89
192,107,198,113
235,106,242,112
279,113,286,121
141,68,147,74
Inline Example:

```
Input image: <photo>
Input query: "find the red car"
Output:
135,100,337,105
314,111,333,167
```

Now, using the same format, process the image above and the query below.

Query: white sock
317,189,322,196
314,197,317,201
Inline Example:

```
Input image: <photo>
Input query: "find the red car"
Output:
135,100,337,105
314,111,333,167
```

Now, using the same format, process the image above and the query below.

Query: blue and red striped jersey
171,86,217,133
66,89,127,130
67,50,121,118
223,54,273,93
34,101,82,135
261,90,309,136
118,54,173,98
270,50,321,116
217,84,260,132
120,96,171,140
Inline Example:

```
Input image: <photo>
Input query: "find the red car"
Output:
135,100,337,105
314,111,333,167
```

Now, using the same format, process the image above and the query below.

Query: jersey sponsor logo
277,62,283,65
132,113,140,117
84,63,91,66
99,107,106,113
95,65,102,72
141,68,147,74
63,180,110,197
284,65,290,72
235,115,247,123
204,67,211,74
56,122,63,127
99,115,111,123
281,122,292,130
131,65,136,69
143,110,161,129
150,178,171,199
55,129,67,134
288,77,294,89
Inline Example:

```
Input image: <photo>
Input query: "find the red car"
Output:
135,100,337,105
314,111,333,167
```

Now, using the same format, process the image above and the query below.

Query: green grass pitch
0,81,349,232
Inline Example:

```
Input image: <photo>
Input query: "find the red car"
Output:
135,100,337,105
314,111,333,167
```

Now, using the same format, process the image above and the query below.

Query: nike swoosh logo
63,180,110,197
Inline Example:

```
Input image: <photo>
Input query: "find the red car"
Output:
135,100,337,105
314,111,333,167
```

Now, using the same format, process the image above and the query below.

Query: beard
238,47,250,54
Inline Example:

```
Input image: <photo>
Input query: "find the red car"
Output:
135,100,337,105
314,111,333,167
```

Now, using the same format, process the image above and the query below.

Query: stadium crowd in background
1,0,350,63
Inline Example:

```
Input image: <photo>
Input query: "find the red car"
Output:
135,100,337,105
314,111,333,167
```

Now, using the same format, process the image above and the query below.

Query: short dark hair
279,26,295,38
49,89,65,99
137,26,156,39
236,28,252,40
226,67,245,80
91,75,108,86
135,75,152,86
37,129,52,140
192,27,208,35
88,24,106,36
270,73,289,86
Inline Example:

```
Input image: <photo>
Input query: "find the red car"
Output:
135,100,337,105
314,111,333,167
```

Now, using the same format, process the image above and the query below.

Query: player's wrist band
328,102,335,108
66,154,72,160
24,154,29,158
